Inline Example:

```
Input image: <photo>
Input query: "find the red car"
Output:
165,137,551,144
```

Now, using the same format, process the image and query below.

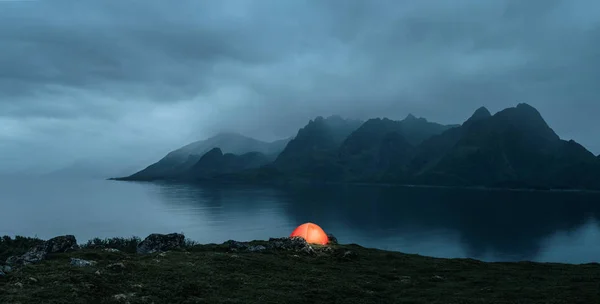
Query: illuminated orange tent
290,222,329,245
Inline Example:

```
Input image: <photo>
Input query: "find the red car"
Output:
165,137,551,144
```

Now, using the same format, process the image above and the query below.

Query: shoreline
2,233,597,266
1,233,597,266
2,233,600,303
108,176,600,194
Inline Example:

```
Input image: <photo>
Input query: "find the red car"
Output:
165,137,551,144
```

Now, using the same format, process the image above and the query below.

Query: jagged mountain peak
472,106,491,119
463,106,492,127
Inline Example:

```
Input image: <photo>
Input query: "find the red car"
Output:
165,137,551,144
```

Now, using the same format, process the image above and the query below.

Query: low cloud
1,0,599,174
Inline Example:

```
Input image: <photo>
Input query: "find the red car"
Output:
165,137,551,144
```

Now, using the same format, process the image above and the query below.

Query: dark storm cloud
1,0,600,174
0,1,272,102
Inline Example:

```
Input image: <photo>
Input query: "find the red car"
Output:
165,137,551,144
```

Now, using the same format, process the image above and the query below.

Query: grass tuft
81,236,142,253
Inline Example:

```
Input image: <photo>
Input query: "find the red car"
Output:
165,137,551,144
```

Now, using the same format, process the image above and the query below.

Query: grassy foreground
2,237,600,304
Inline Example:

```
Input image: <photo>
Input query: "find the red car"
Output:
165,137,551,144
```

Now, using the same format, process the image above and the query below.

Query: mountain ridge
114,104,600,191
122,133,291,181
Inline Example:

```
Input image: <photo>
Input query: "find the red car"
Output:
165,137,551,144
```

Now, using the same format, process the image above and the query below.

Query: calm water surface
2,177,600,264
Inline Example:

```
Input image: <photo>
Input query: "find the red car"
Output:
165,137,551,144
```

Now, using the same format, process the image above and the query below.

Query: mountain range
123,132,291,181
115,104,600,190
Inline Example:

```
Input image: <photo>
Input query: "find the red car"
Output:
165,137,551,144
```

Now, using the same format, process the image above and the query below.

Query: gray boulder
225,240,249,251
318,246,335,255
224,238,317,255
267,237,315,255
70,258,96,267
327,234,338,245
46,235,79,253
5,256,19,265
342,250,358,259
3,265,13,273
137,233,185,254
5,235,80,266
299,245,316,255
19,244,47,265
248,245,267,252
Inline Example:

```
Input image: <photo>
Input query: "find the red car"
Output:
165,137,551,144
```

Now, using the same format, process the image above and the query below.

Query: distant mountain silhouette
271,115,363,181
463,106,492,125
117,104,600,190
337,115,456,182
185,148,271,180
410,103,600,189
118,133,291,181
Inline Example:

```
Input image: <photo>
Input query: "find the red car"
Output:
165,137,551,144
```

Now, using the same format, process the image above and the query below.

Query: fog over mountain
2,0,600,176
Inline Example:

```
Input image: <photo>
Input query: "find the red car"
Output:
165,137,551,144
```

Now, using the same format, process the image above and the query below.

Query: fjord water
2,177,600,264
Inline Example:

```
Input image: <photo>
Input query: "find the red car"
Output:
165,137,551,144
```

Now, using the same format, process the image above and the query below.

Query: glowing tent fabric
290,222,329,245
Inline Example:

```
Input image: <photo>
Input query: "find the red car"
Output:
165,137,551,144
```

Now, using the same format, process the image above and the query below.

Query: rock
5,235,79,267
226,238,316,254
225,240,249,251
19,244,47,265
107,262,126,270
431,275,445,282
45,235,79,253
327,233,338,245
342,250,358,259
267,237,314,254
318,246,335,255
0,270,5,277
299,245,316,255
14,282,23,288
95,270,101,276
113,293,135,301
103,248,120,253
136,233,185,254
131,284,143,289
28,277,38,283
2,265,12,273
6,256,18,265
70,258,97,267
248,245,266,252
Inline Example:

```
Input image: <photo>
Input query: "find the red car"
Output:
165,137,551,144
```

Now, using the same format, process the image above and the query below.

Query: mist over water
2,177,600,264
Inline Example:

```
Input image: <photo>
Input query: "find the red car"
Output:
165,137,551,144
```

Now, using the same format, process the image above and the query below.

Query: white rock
70,258,97,267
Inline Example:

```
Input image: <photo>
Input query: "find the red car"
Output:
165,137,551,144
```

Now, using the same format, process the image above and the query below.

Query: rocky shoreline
2,233,600,303
0,233,349,275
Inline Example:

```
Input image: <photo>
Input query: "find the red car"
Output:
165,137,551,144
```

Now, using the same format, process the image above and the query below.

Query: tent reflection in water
290,222,329,245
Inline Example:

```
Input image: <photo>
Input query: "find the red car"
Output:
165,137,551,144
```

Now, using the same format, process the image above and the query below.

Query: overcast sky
1,0,599,175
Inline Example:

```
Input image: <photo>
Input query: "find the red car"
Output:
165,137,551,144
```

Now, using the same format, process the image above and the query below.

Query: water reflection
152,182,600,263
148,182,293,243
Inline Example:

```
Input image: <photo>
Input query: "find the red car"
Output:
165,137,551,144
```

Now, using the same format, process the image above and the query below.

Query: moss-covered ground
1,236,600,303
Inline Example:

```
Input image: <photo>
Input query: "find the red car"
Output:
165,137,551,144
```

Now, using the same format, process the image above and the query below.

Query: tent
290,222,329,245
